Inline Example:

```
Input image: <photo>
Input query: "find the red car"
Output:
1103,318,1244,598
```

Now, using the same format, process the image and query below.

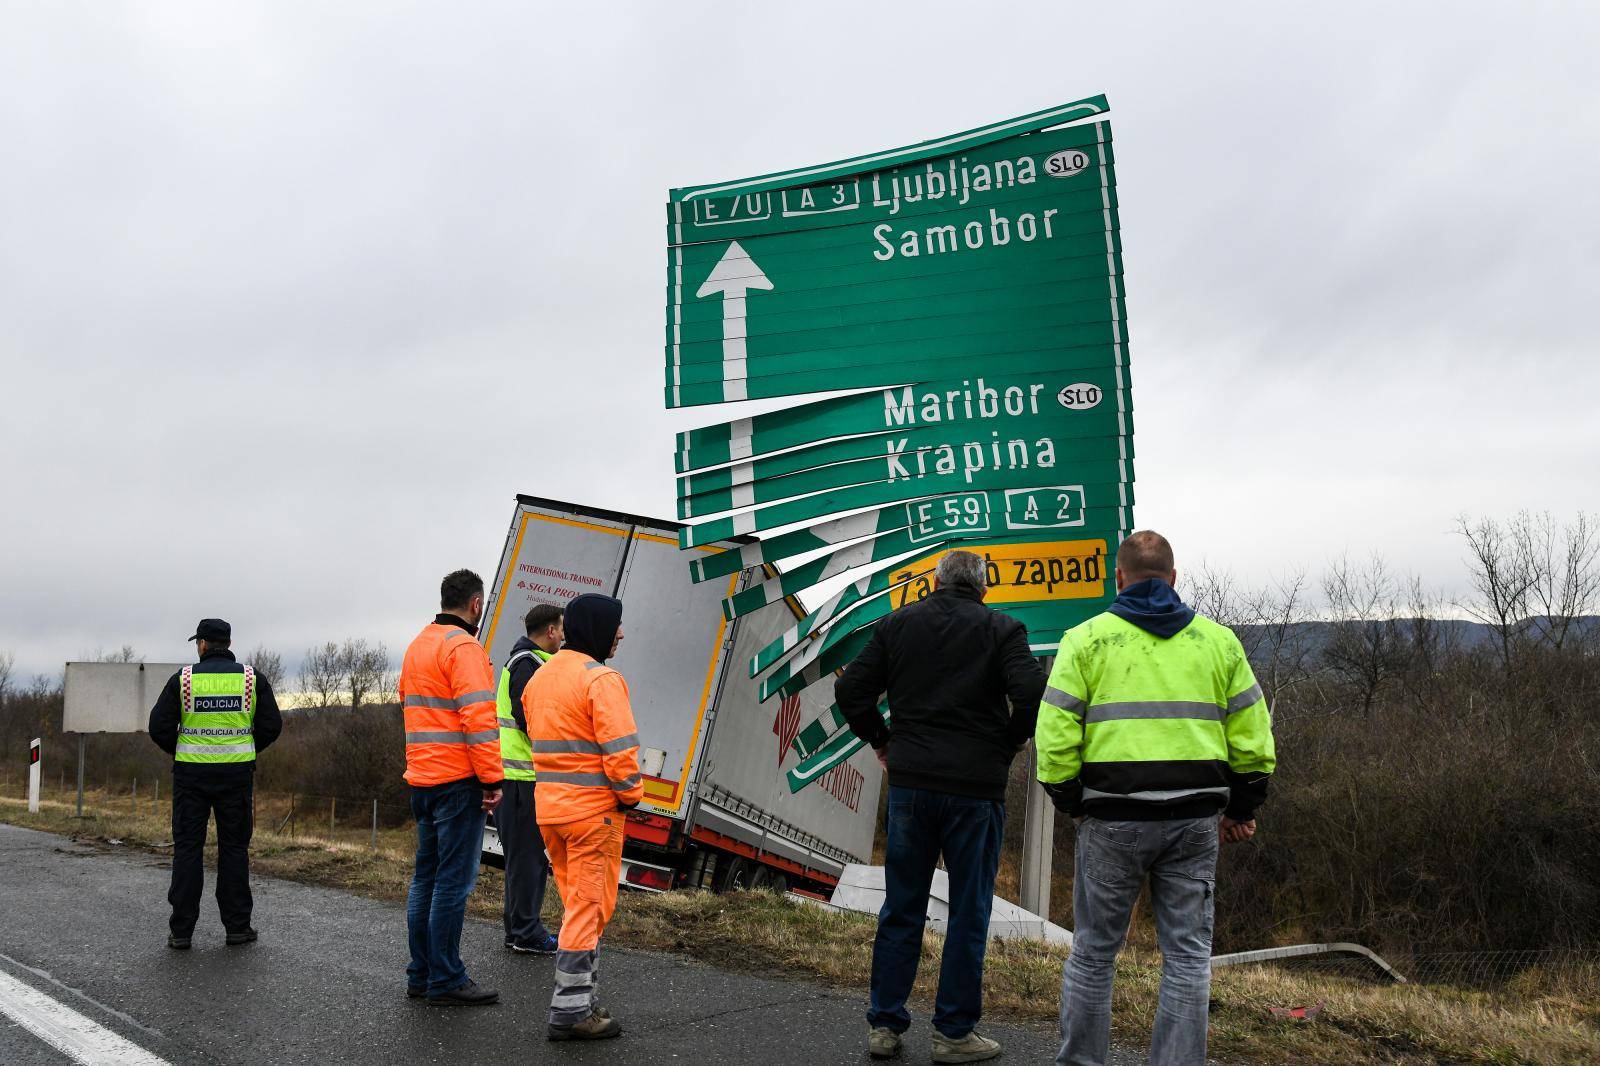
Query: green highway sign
679,464,1132,546
678,417,1132,501
677,369,1129,473
720,507,1127,621
681,428,1132,518
674,95,1109,201
689,486,1131,582
679,448,1130,520
669,342,1128,408
666,109,1122,408
787,706,885,794
664,96,1136,710
765,598,1092,705
667,119,1116,243
667,317,1121,389
755,534,1112,687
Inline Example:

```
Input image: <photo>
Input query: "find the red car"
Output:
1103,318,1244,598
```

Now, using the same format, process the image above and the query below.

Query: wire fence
1,772,416,853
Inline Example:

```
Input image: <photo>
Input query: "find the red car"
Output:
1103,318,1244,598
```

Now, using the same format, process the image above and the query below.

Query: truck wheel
715,856,754,893
750,866,789,895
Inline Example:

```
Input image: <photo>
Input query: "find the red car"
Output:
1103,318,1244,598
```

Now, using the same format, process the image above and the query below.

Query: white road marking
0,967,169,1066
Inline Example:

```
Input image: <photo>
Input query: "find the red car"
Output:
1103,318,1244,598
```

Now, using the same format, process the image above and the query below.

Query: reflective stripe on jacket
1035,611,1276,818
496,648,551,782
176,665,257,763
524,649,644,825
398,621,503,788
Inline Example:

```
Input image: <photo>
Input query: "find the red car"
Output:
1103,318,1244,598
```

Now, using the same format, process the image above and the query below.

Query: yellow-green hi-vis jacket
1035,611,1276,820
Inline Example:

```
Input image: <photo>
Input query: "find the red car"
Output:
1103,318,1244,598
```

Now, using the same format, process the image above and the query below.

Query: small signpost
663,90,1137,916
28,738,41,813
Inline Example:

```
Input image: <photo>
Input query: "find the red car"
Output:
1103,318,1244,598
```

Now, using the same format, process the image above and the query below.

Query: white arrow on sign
696,240,772,403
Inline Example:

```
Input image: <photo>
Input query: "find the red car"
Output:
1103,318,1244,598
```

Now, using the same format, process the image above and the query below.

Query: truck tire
715,856,754,893
750,865,789,895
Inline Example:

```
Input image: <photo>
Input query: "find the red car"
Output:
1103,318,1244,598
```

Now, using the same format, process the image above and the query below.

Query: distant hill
1232,616,1599,661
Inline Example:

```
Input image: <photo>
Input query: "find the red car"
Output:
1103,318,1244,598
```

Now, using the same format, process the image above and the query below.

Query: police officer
497,603,564,955
148,618,283,950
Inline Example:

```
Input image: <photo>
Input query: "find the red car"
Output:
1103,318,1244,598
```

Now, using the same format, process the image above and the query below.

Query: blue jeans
406,779,487,995
869,785,1004,1039
1058,816,1219,1066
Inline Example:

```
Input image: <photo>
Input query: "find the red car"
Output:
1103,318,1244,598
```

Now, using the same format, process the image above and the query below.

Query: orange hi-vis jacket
523,649,644,824
398,617,504,788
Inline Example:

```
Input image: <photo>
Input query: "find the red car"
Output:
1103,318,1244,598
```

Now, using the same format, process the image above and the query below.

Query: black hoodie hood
1107,578,1195,639
563,594,623,663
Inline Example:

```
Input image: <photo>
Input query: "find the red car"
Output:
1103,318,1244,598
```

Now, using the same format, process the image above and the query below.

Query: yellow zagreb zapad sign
890,539,1109,609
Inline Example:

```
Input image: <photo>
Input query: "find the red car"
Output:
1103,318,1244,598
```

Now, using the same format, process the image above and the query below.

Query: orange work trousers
541,811,624,1026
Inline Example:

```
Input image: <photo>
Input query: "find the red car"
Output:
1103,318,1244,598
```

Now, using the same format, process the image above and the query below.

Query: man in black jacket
836,551,1046,1064
148,618,282,950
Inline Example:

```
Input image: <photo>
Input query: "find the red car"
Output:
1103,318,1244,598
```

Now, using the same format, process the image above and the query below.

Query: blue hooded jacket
1107,578,1195,639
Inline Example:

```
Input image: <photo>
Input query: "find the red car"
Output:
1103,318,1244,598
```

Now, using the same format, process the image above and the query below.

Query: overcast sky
3,2,1596,680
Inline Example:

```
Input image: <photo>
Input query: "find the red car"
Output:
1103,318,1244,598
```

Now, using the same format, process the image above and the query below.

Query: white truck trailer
478,496,880,896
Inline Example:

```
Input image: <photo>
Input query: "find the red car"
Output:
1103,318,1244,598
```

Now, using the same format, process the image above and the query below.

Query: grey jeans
1057,815,1219,1066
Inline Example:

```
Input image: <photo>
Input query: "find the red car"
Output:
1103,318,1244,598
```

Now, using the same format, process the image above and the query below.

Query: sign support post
1019,741,1055,920
75,735,85,817
1018,656,1057,920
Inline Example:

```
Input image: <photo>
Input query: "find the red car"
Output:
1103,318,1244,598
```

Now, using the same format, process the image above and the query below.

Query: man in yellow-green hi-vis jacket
1036,531,1275,1066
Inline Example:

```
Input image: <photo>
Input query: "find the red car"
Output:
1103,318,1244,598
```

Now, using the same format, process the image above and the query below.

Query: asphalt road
0,824,1137,1066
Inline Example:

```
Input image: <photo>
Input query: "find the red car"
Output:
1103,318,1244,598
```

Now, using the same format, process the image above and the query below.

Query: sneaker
931,1030,1001,1064
167,934,192,951
868,1027,903,1059
548,1011,622,1041
507,932,559,955
225,928,258,946
406,985,427,999
427,980,499,1006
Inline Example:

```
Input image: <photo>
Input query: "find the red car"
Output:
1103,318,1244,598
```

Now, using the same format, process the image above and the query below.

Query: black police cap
187,618,231,643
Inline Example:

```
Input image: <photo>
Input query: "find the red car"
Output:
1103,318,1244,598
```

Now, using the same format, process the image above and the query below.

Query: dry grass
4,794,1597,1064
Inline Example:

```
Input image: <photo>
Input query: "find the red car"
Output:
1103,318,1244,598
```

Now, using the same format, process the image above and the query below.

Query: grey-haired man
836,550,1047,1063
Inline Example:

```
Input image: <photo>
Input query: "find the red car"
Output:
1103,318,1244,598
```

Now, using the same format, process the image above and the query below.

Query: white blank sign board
63,662,187,733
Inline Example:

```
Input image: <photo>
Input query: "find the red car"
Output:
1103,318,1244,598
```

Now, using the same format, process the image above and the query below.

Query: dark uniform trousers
499,780,553,946
169,774,255,937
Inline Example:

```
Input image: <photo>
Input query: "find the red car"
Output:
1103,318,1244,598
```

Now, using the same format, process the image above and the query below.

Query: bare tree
1245,569,1321,718
1399,574,1460,689
0,651,13,711
1321,554,1404,717
1456,514,1537,676
299,641,342,708
97,645,143,663
1516,511,1600,652
1184,562,1255,633
336,639,390,710
244,646,286,691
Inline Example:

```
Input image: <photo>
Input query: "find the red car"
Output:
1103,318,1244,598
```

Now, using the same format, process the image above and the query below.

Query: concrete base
829,863,1073,947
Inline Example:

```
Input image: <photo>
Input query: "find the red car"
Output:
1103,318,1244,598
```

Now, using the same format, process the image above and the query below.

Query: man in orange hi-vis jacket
524,592,642,1041
399,569,504,1007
